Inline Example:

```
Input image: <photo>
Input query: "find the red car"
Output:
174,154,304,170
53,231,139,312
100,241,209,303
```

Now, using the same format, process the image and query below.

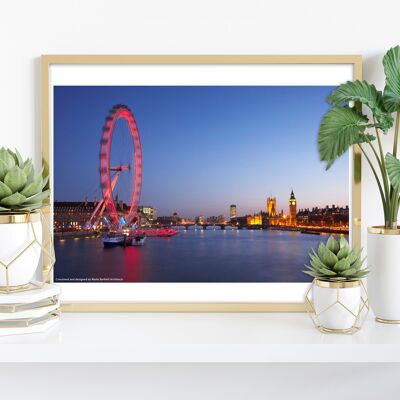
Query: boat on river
132,228,179,238
300,230,321,235
102,234,125,248
103,228,178,248
103,233,146,247
131,235,146,246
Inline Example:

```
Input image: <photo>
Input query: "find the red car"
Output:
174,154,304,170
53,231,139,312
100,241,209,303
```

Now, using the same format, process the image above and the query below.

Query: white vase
313,279,361,332
0,212,42,289
368,226,400,323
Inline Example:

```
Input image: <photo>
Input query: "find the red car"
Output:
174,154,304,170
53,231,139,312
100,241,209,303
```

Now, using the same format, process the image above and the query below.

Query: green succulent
0,148,49,212
303,236,369,280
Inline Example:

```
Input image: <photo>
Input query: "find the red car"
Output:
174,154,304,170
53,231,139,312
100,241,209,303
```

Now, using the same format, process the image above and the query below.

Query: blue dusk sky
54,86,348,219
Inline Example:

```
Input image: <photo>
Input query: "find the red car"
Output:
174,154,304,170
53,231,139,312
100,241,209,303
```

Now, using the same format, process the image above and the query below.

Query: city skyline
104,187,350,222
54,85,349,219
142,198,350,221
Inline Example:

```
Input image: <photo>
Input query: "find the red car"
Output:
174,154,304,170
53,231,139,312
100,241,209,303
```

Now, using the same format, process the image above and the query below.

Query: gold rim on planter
0,211,41,224
375,317,400,324
315,279,360,289
318,326,357,335
368,226,400,235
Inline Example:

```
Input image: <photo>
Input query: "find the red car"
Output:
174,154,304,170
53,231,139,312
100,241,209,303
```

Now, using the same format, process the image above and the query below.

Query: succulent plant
303,236,369,280
0,148,49,212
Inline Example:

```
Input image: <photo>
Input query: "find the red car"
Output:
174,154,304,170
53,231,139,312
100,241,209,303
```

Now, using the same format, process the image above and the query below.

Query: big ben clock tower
289,190,297,226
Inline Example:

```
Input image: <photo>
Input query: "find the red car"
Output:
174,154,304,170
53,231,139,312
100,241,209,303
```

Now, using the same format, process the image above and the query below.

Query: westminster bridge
176,223,348,234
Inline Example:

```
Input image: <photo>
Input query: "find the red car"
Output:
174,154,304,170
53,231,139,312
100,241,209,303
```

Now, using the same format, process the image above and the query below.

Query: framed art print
41,55,362,311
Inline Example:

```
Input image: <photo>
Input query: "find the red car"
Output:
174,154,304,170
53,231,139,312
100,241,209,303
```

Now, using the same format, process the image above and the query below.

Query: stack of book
0,282,60,336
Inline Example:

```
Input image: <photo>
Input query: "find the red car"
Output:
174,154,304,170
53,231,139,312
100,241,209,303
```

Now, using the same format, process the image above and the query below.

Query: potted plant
0,148,49,289
303,236,369,332
317,46,400,323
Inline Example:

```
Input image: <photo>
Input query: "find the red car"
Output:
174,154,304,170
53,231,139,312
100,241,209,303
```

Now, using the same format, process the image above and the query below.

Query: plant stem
372,117,398,228
367,139,383,170
373,117,386,165
396,195,400,228
364,133,391,217
392,196,399,229
393,111,400,158
388,112,400,228
357,143,388,223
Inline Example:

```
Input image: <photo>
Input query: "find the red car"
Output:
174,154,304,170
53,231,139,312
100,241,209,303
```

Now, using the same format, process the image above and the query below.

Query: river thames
54,229,348,283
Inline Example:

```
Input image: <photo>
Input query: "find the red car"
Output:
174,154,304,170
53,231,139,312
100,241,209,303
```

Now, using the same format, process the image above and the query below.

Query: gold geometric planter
0,208,55,294
0,208,60,336
305,278,369,334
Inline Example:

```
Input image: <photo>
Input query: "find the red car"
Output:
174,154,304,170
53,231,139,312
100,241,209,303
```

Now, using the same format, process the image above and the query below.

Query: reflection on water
54,230,344,283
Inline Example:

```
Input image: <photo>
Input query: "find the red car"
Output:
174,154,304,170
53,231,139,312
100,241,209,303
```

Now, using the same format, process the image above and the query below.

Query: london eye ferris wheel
89,104,143,228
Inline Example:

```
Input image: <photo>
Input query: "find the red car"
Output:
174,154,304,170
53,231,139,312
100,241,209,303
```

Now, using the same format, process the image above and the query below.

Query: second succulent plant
303,236,369,280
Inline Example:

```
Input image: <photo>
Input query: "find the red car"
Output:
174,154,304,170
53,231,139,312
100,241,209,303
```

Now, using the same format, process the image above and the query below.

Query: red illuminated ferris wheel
99,104,143,226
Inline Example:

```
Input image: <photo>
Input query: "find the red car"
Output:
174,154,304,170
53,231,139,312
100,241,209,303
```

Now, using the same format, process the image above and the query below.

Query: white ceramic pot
313,279,361,332
0,212,42,288
368,226,400,323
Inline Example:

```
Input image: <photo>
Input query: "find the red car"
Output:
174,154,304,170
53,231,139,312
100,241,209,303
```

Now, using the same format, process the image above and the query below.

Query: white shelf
0,312,400,363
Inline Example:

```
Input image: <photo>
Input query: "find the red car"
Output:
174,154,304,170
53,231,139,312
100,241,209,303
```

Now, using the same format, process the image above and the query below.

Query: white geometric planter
0,212,42,289
305,279,369,334
368,226,400,323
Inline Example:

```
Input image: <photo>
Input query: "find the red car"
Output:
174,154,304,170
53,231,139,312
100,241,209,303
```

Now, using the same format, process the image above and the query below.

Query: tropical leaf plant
0,148,49,212
303,236,369,280
318,46,400,229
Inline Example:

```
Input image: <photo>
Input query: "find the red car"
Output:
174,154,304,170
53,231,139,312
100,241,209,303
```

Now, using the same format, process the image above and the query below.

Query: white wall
0,0,395,240
0,0,399,397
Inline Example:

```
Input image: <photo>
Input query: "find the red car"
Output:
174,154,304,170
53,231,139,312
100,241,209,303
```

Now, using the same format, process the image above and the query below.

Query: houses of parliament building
245,190,297,226
243,190,348,228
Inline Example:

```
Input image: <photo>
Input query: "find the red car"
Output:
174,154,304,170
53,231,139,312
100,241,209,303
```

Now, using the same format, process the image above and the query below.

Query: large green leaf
383,46,400,112
0,192,26,206
4,166,27,192
329,80,393,132
318,107,374,169
385,153,400,192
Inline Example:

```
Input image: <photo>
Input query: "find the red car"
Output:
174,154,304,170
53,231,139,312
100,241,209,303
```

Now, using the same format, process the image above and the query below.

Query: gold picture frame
41,55,362,312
